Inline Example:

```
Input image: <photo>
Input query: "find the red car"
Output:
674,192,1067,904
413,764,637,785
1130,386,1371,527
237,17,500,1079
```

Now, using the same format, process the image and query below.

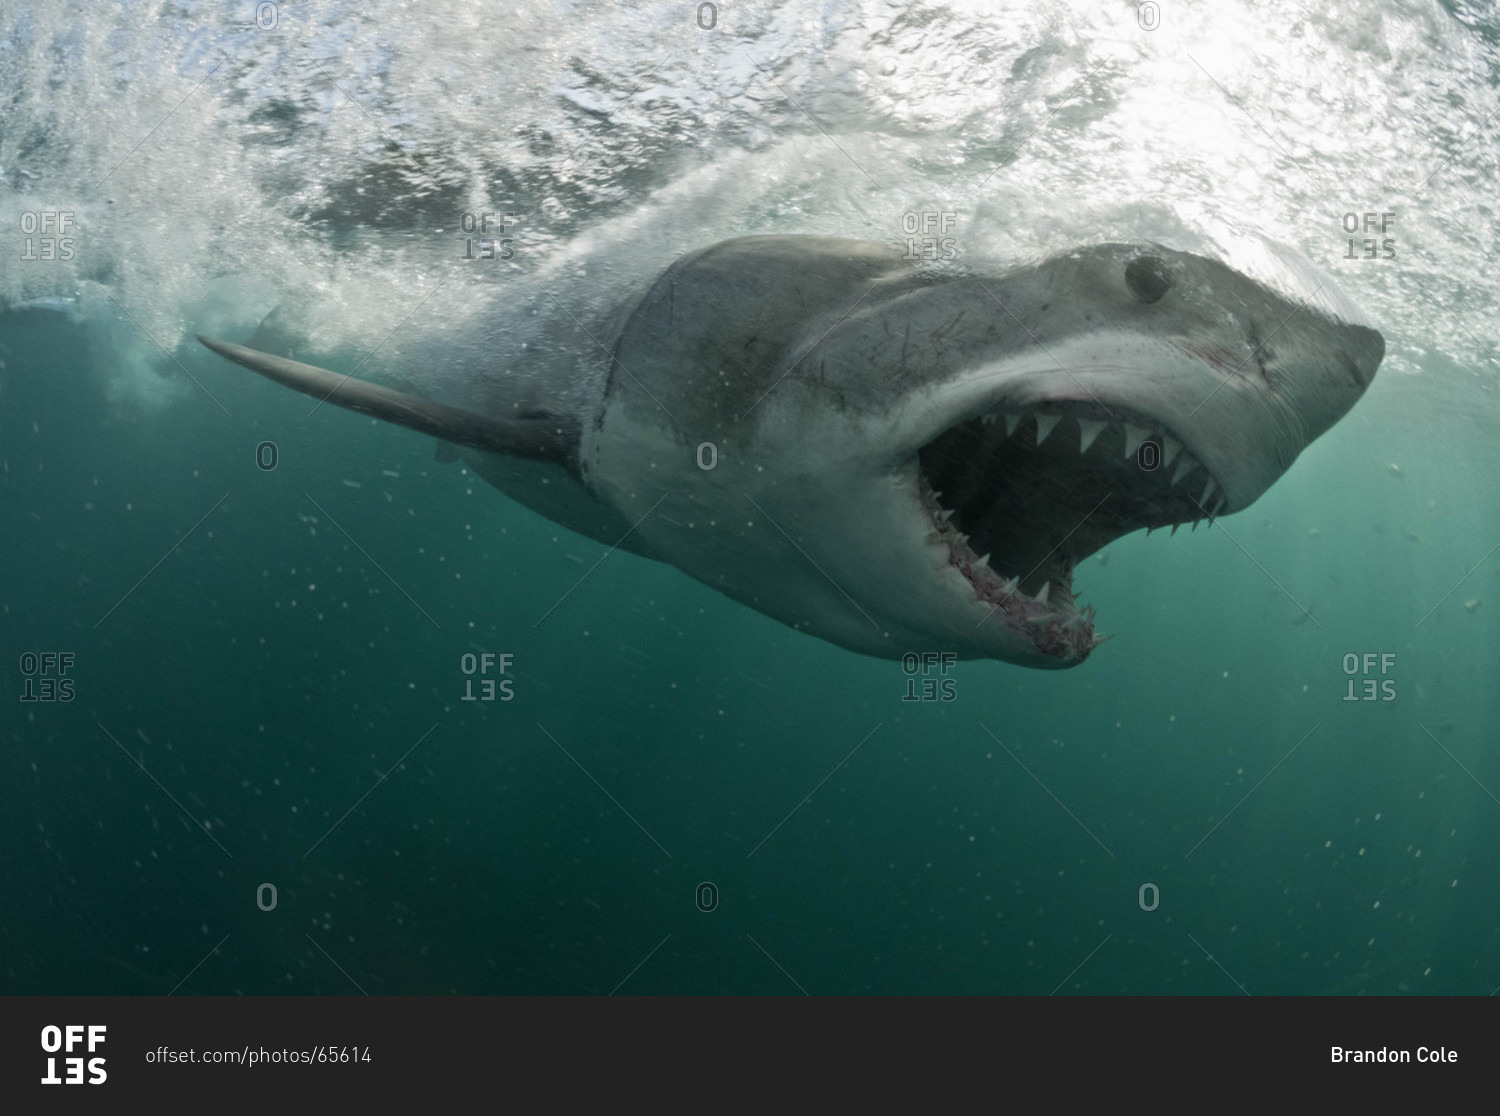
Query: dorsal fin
197,336,579,473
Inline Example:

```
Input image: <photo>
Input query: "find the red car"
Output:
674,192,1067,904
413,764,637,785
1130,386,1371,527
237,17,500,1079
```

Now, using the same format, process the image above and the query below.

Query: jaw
881,341,1272,668
907,399,1230,667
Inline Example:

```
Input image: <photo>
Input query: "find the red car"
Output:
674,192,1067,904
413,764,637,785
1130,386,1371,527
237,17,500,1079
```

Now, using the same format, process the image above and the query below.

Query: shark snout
1338,322,1385,389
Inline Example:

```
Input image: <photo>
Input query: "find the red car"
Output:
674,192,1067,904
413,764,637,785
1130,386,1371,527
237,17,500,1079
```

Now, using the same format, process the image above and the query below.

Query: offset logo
901,211,958,262
459,212,516,261
18,652,76,702
19,211,76,261
900,651,957,702
40,1025,106,1085
459,652,515,702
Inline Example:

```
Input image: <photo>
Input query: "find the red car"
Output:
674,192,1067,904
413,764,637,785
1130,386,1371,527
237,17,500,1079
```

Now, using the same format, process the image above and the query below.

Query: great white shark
199,234,1384,668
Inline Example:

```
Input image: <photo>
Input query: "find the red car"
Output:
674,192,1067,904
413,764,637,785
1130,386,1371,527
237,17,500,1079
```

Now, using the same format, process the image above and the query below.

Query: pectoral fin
197,335,579,473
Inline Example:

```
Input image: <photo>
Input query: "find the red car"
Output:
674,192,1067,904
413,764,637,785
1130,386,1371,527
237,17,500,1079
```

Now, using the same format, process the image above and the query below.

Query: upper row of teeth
979,409,1228,519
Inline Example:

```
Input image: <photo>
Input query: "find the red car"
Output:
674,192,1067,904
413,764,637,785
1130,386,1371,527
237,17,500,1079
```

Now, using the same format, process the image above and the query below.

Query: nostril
1125,255,1173,304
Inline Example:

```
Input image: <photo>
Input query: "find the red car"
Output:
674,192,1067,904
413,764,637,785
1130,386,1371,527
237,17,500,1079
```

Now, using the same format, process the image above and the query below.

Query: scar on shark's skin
200,234,1383,669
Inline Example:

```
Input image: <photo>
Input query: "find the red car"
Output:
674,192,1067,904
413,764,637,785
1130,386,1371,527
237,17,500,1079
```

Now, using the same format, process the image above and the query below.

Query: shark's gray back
595,236,910,443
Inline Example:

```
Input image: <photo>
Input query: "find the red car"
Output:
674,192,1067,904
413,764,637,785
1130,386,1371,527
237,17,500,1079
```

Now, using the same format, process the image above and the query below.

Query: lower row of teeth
924,515,1066,613
963,546,1060,613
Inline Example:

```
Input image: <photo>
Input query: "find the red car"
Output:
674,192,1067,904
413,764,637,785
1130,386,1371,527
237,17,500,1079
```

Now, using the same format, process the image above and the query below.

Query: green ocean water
3,0,1499,995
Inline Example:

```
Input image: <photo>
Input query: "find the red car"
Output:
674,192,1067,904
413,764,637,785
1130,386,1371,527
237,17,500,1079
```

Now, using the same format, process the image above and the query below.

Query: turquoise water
3,0,1498,994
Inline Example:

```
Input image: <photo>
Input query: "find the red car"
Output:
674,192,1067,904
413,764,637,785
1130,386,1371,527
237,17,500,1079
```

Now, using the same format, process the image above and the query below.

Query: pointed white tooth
1212,496,1228,517
1123,423,1149,458
974,552,991,570
1078,418,1107,454
1001,577,1020,595
1191,518,1201,531
939,507,956,521
1004,413,1022,438
1170,522,1181,536
1034,412,1061,445
1035,581,1051,605
1201,476,1218,505
1162,436,1183,467
1172,455,1198,485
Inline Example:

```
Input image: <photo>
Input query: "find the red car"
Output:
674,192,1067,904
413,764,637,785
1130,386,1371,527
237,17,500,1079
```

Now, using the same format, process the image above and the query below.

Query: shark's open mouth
916,400,1228,662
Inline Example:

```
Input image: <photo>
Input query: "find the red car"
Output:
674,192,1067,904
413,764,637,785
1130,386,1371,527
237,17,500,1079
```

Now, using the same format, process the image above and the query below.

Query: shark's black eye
1125,255,1172,304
